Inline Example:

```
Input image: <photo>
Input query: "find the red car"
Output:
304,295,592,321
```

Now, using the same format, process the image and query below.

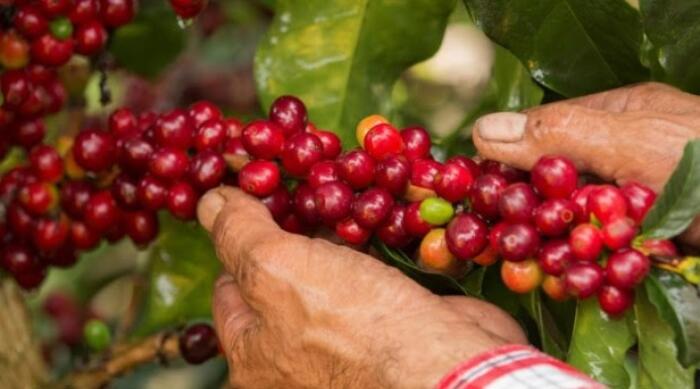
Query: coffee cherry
179,323,219,365
419,228,459,274
501,259,543,294
293,184,320,226
571,184,598,223
73,130,116,172
569,223,603,262
260,188,291,222
149,147,190,181
531,156,578,199
104,216,126,243
404,202,431,237
189,101,222,128
314,182,353,224
84,319,111,351
375,155,410,196
0,31,30,69
488,221,508,252
537,240,573,276
33,218,69,252
2,244,40,275
564,262,604,298
480,160,528,183
445,213,488,260
498,223,540,262
124,211,159,246
110,174,138,210
313,130,342,160
239,161,281,197
447,156,480,178
419,197,454,226
269,95,308,137
100,0,136,27
1,70,30,108
154,109,195,149
70,221,100,250
189,151,226,190
498,183,540,223
307,161,340,189
606,248,650,289
473,246,499,267
533,199,577,237
598,285,634,316
638,238,678,258
222,137,250,171
167,182,198,220
61,181,92,219
117,138,153,174
620,182,656,224
241,120,285,160
376,204,410,248
469,174,507,220
14,5,49,39
364,123,404,160
356,114,388,146
19,182,57,216
74,20,108,56
137,176,168,210
84,191,119,232
29,145,63,183
400,126,431,161
39,0,73,17
434,162,473,203
281,133,324,176
70,0,100,24
194,119,227,151
280,213,304,234
336,149,375,189
44,243,78,268
601,217,637,250
352,188,394,229
410,158,442,190
335,218,371,245
14,264,47,290
13,119,46,148
31,34,74,67
109,108,139,139
542,275,569,302
587,185,627,224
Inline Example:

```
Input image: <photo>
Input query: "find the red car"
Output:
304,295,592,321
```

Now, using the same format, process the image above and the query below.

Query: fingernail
197,190,227,232
476,112,527,142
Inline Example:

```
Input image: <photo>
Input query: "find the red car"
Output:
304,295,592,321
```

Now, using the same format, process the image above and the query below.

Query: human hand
473,82,700,244
198,188,526,389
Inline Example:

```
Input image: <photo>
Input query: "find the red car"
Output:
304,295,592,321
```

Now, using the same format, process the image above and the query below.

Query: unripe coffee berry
501,259,543,294
419,197,454,226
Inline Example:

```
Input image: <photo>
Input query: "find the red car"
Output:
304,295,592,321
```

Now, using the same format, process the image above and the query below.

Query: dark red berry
238,161,280,197
445,213,489,260
7,202,35,240
169,0,209,19
112,174,139,209
33,218,69,252
43,244,78,268
109,108,139,139
336,149,375,189
14,5,49,39
606,248,650,289
620,182,656,224
70,221,100,250
375,155,410,196
2,244,39,275
498,183,540,223
601,217,637,250
498,223,540,262
280,213,304,234
118,138,154,174
100,0,136,27
194,119,227,152
31,34,74,67
531,156,578,199
336,218,371,245
149,147,190,181
537,240,573,276
281,133,323,176
434,162,474,203
1,70,29,108
314,182,353,224
410,158,442,190
189,151,226,190
307,161,340,189
179,323,219,365
376,204,410,248
447,156,480,178
352,188,394,229
60,181,92,219
154,109,195,149
224,118,244,138
571,184,598,223
19,182,57,216
293,184,320,226
241,120,285,160
313,130,342,159
70,0,100,24
167,182,198,220
400,126,431,161
569,223,603,262
73,130,116,172
260,188,291,222
598,285,634,316
74,20,107,56
639,239,678,258
189,101,222,128
404,202,431,237
587,185,628,224
39,0,72,17
489,222,508,252
564,262,604,299
269,95,308,137
124,211,159,246
469,174,507,220
533,199,577,237
364,123,404,160
13,119,46,149
137,176,168,210
14,265,47,290
84,191,119,232
480,160,528,183
29,145,63,182
104,215,126,243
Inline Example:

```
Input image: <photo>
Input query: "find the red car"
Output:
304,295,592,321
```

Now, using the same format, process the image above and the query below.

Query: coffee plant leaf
255,0,456,147
567,299,636,388
132,214,221,337
644,269,700,367
463,0,648,97
518,291,568,359
642,139,700,239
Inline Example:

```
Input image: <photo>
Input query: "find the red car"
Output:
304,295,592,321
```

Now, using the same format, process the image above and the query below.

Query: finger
564,82,700,115
212,274,258,361
443,296,526,345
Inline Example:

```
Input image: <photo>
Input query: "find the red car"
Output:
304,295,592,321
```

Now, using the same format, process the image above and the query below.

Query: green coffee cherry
84,319,111,351
50,18,74,41
419,197,454,225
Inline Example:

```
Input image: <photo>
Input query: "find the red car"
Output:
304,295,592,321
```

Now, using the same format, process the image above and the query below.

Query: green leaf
639,1,700,93
519,291,568,359
567,299,636,388
645,269,700,367
463,0,648,97
642,140,700,239
255,0,456,147
110,3,186,79
635,288,696,389
132,214,221,337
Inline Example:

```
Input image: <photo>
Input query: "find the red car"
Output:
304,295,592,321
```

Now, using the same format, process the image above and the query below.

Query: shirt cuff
436,344,606,389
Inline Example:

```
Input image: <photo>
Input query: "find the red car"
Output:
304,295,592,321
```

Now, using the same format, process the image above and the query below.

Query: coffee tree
0,0,698,388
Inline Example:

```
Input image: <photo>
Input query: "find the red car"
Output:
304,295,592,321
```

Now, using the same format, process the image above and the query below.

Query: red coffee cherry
194,119,227,152
118,138,154,174
364,123,404,160
335,218,371,245
241,120,285,160
137,175,169,211
74,20,108,56
100,0,136,28
313,130,342,160
111,173,139,210
154,109,195,150
124,211,159,246
605,248,650,289
569,223,603,262
239,161,281,197
533,199,577,237
19,182,57,216
571,184,599,223
149,147,190,181
434,162,474,203
189,151,226,191
352,187,394,229
109,108,139,140
1,70,30,108
189,100,222,128
336,149,375,190
445,213,488,261
531,155,578,199
314,181,354,224
29,145,63,183
39,0,73,17
72,130,117,172
598,285,634,316
179,323,219,365
587,185,628,224
469,174,507,221
400,126,431,161
281,133,324,176
307,161,340,189
31,34,74,67
410,158,442,190
376,204,411,248
375,155,410,196
293,184,320,226
404,201,431,237
260,188,291,222
498,223,540,262
14,5,49,39
33,217,69,252
70,0,100,24
498,183,540,223
564,262,604,299
60,181,93,219
480,160,528,183
70,221,101,250
447,156,481,179
84,191,120,232
620,182,656,224
601,217,637,250
537,240,573,276
269,95,308,137
167,181,198,220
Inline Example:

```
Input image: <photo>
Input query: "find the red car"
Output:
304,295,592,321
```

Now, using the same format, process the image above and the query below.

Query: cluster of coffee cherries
0,0,136,156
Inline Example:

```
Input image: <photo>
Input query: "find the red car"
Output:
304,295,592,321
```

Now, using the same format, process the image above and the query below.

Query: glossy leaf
463,0,648,97
255,0,456,146
642,140,700,239
567,299,635,388
519,291,568,359
635,288,696,389
132,214,221,337
645,269,700,367
639,1,700,93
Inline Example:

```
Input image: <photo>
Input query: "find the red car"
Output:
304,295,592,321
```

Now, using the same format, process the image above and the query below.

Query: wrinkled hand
474,82,700,244
198,188,525,389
